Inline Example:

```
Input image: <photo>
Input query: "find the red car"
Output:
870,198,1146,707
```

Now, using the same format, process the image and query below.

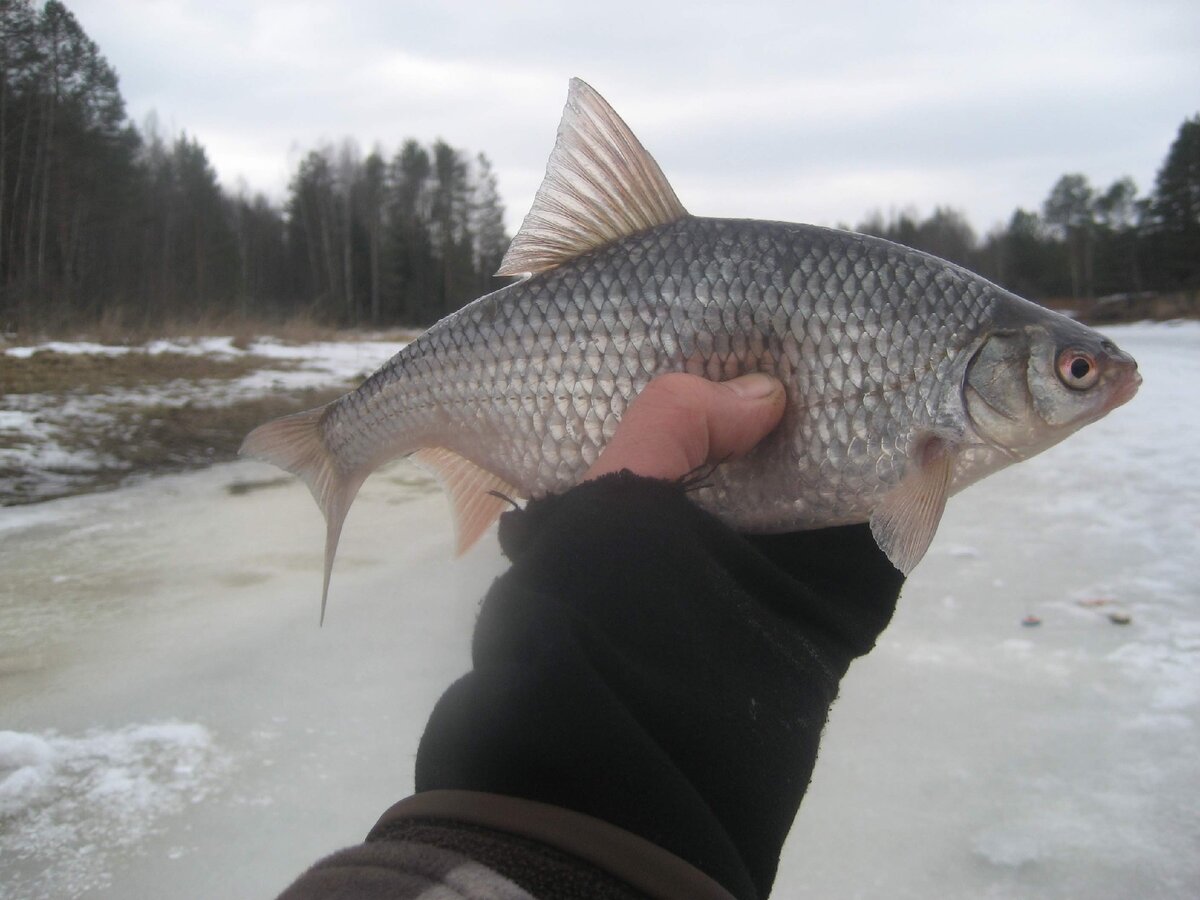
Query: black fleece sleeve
414,472,904,900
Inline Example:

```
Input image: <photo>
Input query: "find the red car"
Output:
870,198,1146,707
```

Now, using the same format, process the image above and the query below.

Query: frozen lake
1,322,1197,898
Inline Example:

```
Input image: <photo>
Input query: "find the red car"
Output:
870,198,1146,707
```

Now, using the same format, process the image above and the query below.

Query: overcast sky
68,0,1199,238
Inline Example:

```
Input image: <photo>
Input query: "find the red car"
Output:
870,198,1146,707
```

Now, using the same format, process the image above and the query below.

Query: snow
5,341,134,359
0,322,1197,898
1,334,402,362
0,722,226,898
1,335,407,503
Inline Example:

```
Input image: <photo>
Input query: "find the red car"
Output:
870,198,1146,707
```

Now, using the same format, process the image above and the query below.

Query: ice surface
0,460,487,898
779,320,1200,899
0,322,1197,898
0,722,225,898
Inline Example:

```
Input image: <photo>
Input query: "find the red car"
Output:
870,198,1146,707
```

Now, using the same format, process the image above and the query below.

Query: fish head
963,307,1141,461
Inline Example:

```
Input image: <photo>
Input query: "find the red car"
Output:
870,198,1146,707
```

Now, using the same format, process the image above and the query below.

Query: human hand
583,372,786,482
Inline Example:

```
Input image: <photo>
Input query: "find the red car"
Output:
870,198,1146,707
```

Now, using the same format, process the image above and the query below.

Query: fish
241,78,1141,619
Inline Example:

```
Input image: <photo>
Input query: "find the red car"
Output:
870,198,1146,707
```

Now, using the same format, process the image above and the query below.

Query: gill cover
964,330,1034,455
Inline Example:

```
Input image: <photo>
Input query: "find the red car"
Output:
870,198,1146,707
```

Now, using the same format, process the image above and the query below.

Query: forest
0,0,509,332
1,0,1197,334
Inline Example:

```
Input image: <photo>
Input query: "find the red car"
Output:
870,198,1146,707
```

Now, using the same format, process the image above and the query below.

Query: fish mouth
1104,345,1141,409
1110,369,1142,408
1096,338,1140,406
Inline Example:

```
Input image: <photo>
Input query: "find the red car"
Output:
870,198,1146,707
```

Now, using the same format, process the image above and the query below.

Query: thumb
705,373,789,461
584,372,787,482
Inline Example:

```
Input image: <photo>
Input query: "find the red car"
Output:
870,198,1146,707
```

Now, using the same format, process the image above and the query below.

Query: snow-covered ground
1,322,1197,898
1,336,407,503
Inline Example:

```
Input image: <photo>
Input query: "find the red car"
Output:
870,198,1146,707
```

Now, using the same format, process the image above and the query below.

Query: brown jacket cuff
370,790,738,900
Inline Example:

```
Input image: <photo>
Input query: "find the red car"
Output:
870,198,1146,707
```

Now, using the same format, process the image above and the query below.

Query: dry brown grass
60,310,345,346
0,349,290,395
1037,292,1200,324
9,308,420,348
90,388,349,471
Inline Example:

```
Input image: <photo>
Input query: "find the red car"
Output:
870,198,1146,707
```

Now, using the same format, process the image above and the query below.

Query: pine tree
1150,115,1200,287
1043,174,1096,300
1093,177,1141,295
334,138,361,324
430,140,472,319
387,140,433,324
470,152,509,295
288,148,341,315
361,149,386,324
0,0,40,311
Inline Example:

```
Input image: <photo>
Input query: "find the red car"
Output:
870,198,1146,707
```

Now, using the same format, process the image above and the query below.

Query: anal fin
870,437,955,574
411,448,523,555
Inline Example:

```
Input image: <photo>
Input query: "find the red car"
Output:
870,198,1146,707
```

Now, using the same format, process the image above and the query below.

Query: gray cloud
71,0,1199,235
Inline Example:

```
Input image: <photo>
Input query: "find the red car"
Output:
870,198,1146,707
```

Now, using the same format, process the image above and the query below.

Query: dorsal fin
496,78,688,277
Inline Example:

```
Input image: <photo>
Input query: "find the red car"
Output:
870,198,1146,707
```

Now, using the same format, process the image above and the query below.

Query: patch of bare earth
1,349,279,394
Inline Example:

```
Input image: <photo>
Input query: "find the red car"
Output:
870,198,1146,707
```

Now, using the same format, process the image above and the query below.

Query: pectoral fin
869,437,955,574
410,448,523,555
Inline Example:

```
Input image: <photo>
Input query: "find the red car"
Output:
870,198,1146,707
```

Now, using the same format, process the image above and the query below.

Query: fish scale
325,216,989,524
242,78,1139,619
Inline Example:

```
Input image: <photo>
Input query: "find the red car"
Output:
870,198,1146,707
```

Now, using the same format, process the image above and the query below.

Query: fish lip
1110,369,1142,408
1104,344,1141,408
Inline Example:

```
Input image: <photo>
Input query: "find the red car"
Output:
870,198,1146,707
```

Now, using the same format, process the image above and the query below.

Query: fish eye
1057,349,1099,390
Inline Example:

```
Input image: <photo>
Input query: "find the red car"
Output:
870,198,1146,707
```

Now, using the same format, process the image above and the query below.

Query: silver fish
242,78,1141,618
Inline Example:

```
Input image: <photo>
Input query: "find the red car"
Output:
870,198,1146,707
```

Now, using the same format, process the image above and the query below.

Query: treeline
855,115,1200,306
2,0,1197,335
0,0,509,332
282,139,508,327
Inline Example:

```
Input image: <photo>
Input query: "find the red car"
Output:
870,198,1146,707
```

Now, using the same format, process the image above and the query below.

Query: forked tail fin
239,405,367,624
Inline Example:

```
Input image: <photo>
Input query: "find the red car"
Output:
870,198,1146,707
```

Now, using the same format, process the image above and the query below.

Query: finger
584,373,786,482
704,373,787,462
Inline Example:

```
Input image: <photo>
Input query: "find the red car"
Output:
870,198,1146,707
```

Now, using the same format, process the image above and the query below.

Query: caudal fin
240,406,367,623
